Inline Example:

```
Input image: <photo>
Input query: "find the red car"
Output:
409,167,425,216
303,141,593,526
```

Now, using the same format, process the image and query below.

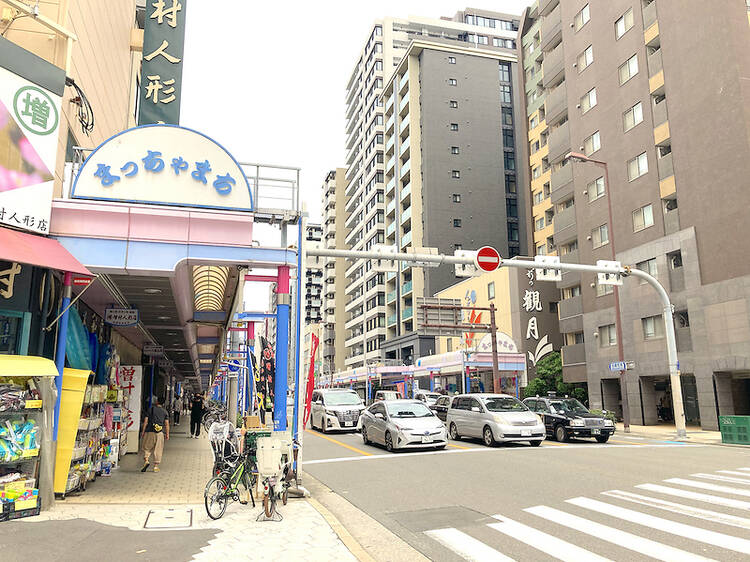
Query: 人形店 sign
105,307,140,327
71,125,254,211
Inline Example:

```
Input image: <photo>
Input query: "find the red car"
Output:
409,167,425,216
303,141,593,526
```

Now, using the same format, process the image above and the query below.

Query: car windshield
550,399,589,415
324,392,361,406
424,393,440,400
379,392,400,400
386,403,434,418
483,397,528,412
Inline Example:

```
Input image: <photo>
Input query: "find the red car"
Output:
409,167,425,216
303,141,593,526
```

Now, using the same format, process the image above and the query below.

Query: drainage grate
144,508,193,529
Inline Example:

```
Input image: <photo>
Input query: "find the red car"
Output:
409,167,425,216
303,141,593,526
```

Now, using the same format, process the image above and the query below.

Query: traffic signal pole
308,247,687,440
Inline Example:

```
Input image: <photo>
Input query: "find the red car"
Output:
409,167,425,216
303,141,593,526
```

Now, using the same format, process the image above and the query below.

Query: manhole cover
144,508,193,529
388,506,491,533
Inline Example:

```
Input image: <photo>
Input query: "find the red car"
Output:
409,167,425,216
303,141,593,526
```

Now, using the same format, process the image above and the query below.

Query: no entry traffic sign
475,246,501,272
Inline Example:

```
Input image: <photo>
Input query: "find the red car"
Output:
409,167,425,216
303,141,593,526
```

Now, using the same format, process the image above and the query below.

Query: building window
574,4,590,31
536,244,547,255
448,78,457,86
506,198,518,218
488,282,495,300
562,285,581,299
451,146,460,154
449,100,459,109
530,140,540,154
532,166,541,179
500,84,512,103
592,223,609,248
533,191,544,205
452,193,461,203
619,54,639,84
636,257,657,284
502,107,513,126
580,87,597,114
599,324,617,346
529,115,538,129
505,175,516,193
627,152,648,180
451,170,461,179
503,129,514,148
583,131,601,156
508,223,519,242
493,37,515,49
596,281,614,296
448,56,456,64
615,8,634,39
453,218,462,227
587,176,605,202
623,101,644,132
450,123,459,131
504,152,515,170
499,62,511,82
632,203,654,232
577,45,594,72
447,338,453,352
535,217,545,231
642,315,665,339
565,332,585,345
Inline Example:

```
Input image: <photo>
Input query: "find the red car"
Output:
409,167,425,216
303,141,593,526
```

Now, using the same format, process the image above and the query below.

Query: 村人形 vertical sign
138,0,187,125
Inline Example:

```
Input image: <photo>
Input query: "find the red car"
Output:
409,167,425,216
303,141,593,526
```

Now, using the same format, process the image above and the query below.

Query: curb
307,496,376,562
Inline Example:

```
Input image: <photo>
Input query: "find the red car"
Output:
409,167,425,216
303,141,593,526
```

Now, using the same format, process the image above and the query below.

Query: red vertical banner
303,333,319,428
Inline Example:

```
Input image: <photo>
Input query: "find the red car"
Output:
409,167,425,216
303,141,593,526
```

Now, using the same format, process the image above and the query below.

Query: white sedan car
360,399,447,452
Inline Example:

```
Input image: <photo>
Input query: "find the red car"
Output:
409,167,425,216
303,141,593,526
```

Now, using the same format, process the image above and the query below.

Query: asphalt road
302,427,750,561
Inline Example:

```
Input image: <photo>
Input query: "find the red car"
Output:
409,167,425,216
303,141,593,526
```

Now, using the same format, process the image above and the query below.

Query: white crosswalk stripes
636,482,750,510
692,472,750,485
717,470,750,479
424,528,515,562
665,477,750,497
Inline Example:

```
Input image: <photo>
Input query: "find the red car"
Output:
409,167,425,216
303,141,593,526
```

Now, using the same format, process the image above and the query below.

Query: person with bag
141,396,170,473
190,393,204,438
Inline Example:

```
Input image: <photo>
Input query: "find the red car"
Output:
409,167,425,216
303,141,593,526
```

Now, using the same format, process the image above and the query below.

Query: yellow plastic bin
53,369,91,495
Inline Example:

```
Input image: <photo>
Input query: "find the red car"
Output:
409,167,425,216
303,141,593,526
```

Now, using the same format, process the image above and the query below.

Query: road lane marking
489,514,611,562
568,496,750,555
525,505,716,562
304,430,372,456
447,443,473,449
691,473,750,485
540,440,569,446
602,489,750,530
303,443,705,465
636,483,750,510
665,478,750,498
608,439,644,445
425,527,515,561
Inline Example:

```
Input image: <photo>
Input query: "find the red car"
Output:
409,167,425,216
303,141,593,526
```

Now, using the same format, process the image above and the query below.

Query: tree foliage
522,352,588,403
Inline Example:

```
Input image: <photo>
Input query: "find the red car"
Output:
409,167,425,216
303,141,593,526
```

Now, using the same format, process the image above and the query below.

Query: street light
565,152,630,432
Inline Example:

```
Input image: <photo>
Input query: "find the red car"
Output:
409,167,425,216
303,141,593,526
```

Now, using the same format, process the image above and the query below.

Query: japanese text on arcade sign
105,308,139,327
139,0,187,125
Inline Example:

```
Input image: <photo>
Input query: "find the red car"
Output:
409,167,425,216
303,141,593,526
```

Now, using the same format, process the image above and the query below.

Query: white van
310,389,365,433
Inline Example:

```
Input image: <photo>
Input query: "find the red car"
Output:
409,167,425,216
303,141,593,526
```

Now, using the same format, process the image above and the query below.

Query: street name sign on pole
609,361,627,372
475,246,501,272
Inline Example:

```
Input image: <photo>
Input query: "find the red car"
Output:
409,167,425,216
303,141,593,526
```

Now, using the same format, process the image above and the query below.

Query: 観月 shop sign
71,124,253,211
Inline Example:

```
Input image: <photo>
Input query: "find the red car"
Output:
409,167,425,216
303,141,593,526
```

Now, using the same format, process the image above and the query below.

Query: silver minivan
446,393,545,447
310,389,365,432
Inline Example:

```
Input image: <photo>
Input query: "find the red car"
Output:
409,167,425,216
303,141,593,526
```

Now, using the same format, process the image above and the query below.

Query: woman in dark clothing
190,393,204,438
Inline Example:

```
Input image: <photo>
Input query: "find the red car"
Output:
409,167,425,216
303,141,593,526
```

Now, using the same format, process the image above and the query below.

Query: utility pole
489,303,500,393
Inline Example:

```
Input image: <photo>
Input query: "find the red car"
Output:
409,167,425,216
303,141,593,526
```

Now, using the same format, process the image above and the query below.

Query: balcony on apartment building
642,0,657,29
547,120,570,164
401,206,412,226
538,0,559,17
553,207,577,247
647,48,663,79
559,249,581,286
542,42,564,89
561,342,585,366
545,81,567,126
550,161,574,204
558,300,583,335
540,3,562,52
400,183,411,203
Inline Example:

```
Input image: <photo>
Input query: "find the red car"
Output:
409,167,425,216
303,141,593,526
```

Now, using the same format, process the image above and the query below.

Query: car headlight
493,414,507,424
395,426,413,432
570,419,585,427
325,410,337,416
604,419,614,426
535,414,544,424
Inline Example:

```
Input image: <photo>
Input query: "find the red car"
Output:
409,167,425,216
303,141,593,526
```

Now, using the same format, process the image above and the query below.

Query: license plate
344,421,353,427
521,429,532,437
421,436,433,444
591,428,601,435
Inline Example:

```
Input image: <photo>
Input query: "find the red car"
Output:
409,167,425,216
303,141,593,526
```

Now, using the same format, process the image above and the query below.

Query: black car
523,395,615,443
430,395,454,422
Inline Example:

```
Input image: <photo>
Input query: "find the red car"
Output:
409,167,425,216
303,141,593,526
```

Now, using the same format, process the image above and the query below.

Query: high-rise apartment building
342,9,521,369
321,169,348,373
305,224,324,325
518,0,750,430
381,37,525,364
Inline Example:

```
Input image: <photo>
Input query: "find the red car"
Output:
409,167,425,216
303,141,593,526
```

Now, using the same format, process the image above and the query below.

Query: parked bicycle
202,403,227,432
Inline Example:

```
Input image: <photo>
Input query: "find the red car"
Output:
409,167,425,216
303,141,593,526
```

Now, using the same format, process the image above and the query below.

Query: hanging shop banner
0,40,64,234
138,0,187,125
258,337,275,415
71,125,253,212
120,365,142,452
104,307,139,327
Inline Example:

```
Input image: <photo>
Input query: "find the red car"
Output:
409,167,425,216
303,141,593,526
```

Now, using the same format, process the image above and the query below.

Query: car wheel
529,440,542,447
555,424,569,443
385,431,394,452
483,425,497,447
595,435,610,443
362,426,370,445
449,423,460,440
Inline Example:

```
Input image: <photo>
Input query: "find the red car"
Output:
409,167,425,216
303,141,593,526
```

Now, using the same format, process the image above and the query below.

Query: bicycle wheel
263,492,275,518
204,476,229,520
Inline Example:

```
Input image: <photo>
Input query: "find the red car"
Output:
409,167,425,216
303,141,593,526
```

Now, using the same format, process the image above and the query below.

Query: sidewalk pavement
3,422,357,561
616,422,722,444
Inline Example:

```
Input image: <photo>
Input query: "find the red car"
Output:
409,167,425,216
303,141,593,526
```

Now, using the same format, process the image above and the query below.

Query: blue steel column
52,272,73,440
274,266,291,431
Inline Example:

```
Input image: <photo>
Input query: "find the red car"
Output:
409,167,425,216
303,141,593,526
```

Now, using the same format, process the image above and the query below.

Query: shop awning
0,226,92,276
0,355,59,377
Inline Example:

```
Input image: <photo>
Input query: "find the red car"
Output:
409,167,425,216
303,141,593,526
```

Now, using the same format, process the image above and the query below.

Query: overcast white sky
179,0,532,224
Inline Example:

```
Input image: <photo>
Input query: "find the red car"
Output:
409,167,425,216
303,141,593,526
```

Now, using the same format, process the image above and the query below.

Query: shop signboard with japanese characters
71,124,254,211
105,307,139,327
139,0,187,125
120,365,143,452
522,269,554,369
0,63,62,233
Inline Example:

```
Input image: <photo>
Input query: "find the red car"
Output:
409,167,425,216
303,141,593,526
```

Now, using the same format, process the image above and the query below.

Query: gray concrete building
305,223,324,325
518,0,750,430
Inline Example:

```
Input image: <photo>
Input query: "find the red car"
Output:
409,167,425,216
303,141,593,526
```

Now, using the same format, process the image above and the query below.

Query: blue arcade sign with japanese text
71,124,253,212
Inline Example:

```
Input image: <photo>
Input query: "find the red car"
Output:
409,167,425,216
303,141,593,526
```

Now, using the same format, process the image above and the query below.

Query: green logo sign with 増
13,85,59,136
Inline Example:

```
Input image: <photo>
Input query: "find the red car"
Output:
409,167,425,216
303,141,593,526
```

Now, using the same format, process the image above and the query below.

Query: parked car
360,399,447,452
415,391,441,405
446,393,544,447
310,389,365,433
374,390,403,402
430,395,454,422
523,395,615,443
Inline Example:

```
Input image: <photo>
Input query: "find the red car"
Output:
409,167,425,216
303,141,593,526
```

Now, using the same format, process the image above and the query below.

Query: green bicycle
204,452,257,520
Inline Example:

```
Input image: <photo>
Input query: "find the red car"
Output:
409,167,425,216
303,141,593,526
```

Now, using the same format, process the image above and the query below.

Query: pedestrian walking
190,393,204,438
173,395,181,425
140,396,170,473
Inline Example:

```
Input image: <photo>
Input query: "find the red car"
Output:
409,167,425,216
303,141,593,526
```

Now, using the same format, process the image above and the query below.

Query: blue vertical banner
139,0,187,125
